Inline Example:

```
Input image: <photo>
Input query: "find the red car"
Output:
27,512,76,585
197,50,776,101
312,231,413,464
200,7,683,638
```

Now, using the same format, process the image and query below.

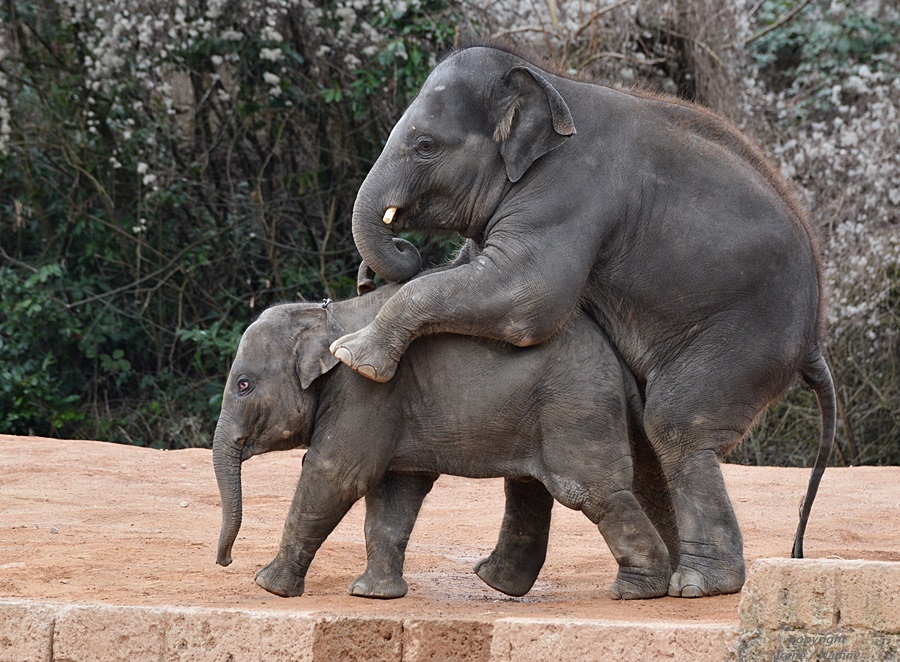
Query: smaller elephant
213,285,671,600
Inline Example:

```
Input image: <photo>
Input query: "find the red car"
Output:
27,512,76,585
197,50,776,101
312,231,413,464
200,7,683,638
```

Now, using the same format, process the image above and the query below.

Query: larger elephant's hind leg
474,477,554,597
642,383,761,598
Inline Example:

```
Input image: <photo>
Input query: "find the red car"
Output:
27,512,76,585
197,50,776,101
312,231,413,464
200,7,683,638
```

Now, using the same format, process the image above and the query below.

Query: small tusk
382,207,398,224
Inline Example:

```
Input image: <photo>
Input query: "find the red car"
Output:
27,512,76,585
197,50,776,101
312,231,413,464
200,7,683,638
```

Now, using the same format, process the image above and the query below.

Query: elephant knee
347,464,386,501
502,306,567,347
642,408,684,461
304,451,381,501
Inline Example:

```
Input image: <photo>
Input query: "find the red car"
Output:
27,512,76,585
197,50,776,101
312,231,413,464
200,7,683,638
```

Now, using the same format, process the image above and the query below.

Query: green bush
0,0,463,446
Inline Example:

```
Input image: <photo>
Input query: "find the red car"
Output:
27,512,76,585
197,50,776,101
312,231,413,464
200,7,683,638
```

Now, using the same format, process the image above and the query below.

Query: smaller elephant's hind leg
630,422,680,572
475,478,554,597
587,491,671,600
350,472,436,599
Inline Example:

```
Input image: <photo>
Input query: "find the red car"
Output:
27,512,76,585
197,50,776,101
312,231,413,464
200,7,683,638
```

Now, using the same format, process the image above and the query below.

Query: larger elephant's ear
292,307,346,390
493,66,576,183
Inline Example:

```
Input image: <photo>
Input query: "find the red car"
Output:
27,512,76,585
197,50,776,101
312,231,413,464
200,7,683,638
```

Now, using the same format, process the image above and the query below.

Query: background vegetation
0,0,897,464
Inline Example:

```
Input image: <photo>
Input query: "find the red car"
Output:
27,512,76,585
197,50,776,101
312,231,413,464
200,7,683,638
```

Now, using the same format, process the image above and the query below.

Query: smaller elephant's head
212,304,344,566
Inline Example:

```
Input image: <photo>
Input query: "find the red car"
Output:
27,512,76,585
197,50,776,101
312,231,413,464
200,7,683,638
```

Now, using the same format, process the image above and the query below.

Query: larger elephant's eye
414,136,436,157
237,377,252,395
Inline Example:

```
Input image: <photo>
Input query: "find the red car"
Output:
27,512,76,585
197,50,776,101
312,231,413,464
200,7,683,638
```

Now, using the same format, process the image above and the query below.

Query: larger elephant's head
353,46,576,282
212,304,344,567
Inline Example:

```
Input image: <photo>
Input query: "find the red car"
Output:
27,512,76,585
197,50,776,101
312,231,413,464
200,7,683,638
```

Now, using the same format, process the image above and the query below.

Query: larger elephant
330,43,836,598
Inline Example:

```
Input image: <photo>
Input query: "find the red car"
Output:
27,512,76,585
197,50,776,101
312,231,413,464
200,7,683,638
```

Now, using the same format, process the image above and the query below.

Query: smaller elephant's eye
414,136,436,157
237,377,252,394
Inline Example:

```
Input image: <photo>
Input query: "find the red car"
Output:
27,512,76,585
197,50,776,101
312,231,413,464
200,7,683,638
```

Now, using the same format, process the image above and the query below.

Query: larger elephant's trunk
213,421,243,567
352,170,422,283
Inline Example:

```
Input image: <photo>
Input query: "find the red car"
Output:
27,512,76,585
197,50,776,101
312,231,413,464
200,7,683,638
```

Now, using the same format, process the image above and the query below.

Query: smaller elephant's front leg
255,448,383,598
475,478,554,597
349,472,437,599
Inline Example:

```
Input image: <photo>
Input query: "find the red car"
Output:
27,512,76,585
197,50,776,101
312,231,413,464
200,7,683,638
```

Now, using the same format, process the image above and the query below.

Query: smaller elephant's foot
474,552,542,598
667,561,745,598
254,558,306,598
330,326,400,383
349,568,408,599
609,567,670,600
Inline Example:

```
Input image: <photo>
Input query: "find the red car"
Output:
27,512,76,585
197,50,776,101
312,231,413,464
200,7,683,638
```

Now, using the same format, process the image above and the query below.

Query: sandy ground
1,436,897,625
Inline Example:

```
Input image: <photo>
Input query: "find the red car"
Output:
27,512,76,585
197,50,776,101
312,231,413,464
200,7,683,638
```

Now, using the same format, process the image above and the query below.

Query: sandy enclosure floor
1,436,898,625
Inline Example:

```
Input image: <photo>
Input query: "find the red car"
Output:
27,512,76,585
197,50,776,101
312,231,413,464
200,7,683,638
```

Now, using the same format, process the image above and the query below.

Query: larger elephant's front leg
331,244,590,382
255,448,385,598
349,472,437,599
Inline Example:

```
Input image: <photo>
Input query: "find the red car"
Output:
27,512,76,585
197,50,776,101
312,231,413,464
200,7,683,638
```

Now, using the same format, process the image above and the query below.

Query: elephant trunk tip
216,536,235,566
352,194,422,283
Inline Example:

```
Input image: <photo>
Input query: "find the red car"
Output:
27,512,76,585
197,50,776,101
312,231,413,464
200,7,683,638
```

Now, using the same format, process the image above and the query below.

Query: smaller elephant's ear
493,66,576,183
293,307,346,390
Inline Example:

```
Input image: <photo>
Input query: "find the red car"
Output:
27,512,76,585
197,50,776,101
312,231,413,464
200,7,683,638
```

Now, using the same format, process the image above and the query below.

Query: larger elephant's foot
667,553,745,598
330,325,400,383
254,557,306,598
349,568,408,599
610,566,670,600
474,549,543,597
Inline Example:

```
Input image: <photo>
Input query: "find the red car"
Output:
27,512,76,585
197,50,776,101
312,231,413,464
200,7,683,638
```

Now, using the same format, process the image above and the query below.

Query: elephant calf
213,285,671,600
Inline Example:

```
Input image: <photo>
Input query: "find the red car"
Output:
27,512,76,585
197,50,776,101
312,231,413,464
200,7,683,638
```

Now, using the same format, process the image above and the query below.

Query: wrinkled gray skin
332,44,836,598
213,284,673,600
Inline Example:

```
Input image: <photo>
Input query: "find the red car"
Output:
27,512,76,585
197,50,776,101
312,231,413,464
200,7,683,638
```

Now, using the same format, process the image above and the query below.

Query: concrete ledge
0,559,900,662
0,600,737,662
7,559,900,662
4,559,899,661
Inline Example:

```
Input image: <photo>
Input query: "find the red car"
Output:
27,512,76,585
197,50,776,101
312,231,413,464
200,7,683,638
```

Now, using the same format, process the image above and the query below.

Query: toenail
333,347,352,364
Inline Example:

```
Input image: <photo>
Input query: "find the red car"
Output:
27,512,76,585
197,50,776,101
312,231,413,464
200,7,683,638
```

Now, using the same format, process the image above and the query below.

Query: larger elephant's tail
791,347,837,558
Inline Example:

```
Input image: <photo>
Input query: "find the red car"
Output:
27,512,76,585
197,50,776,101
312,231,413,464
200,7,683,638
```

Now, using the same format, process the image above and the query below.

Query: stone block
402,618,493,661
835,561,900,633
53,604,167,662
740,559,900,632
490,618,737,662
311,616,403,661
163,607,318,662
740,559,840,630
0,600,54,662
735,559,900,661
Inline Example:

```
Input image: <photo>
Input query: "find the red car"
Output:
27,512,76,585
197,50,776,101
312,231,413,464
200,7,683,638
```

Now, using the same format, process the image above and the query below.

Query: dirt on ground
1,436,897,624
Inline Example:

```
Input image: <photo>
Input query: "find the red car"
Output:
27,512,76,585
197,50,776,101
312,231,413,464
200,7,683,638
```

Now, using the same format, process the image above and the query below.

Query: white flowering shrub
730,0,899,466
467,0,753,116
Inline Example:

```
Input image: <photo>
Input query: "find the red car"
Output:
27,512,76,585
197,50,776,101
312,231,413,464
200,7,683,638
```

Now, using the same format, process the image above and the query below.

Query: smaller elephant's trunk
213,425,243,567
